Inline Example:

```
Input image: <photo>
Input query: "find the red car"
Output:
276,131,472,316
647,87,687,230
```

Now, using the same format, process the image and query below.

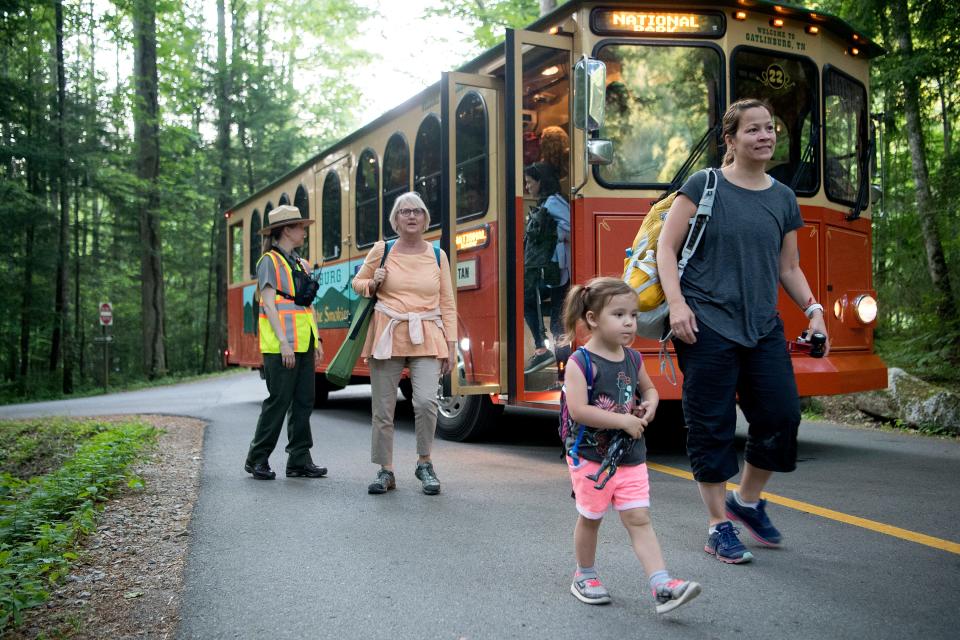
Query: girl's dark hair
561,276,636,343
524,162,561,202
721,98,775,167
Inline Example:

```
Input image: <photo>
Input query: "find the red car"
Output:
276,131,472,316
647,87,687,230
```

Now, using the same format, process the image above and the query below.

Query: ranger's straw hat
259,205,314,235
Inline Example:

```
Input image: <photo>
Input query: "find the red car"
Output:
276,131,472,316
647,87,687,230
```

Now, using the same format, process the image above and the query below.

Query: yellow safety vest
257,250,319,354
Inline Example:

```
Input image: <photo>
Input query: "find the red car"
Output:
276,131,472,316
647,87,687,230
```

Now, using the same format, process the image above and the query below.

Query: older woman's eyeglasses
397,207,425,217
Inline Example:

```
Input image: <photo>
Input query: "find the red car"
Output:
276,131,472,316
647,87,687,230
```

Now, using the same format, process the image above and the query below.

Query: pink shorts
567,457,651,519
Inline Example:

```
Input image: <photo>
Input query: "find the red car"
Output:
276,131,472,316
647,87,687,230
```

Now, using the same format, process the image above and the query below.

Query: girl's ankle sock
648,570,671,592
576,565,598,579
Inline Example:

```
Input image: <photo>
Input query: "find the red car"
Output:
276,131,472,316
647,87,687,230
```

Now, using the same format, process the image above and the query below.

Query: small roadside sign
99,301,113,326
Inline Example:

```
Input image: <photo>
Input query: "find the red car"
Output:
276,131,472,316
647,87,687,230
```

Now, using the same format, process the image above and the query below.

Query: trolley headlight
459,337,471,353
853,294,878,324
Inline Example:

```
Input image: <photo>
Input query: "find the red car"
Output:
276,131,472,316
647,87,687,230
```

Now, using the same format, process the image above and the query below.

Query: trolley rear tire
436,392,503,442
314,373,341,408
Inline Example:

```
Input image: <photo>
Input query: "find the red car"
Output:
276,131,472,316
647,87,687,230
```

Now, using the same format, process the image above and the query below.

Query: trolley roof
226,0,882,213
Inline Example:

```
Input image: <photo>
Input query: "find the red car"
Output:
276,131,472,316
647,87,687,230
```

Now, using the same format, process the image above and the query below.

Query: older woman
352,192,456,496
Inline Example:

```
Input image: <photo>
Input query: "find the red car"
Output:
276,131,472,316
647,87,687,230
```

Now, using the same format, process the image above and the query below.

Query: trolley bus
225,0,886,441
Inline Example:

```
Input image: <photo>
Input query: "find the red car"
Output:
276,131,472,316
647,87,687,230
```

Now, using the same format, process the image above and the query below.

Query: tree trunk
889,0,957,322
52,0,73,393
209,0,231,372
133,0,167,379
937,77,952,158
539,0,557,16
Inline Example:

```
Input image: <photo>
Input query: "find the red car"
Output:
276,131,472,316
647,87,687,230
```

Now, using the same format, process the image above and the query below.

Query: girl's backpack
622,168,718,340
559,347,642,465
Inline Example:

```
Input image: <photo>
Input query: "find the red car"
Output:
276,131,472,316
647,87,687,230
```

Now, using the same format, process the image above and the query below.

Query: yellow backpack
622,168,718,341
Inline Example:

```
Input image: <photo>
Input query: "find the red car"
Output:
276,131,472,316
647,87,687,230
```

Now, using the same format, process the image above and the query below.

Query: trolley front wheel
436,391,502,442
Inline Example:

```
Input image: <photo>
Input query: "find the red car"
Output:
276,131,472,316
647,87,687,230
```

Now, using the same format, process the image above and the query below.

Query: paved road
3,373,959,639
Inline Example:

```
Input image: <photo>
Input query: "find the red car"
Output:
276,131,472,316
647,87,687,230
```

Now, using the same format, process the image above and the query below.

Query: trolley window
230,222,244,284
414,114,442,229
595,43,722,188
382,133,410,238
356,149,380,247
249,209,261,279
294,185,310,261
824,67,867,206
278,193,290,206
455,91,488,220
731,47,819,195
321,171,341,259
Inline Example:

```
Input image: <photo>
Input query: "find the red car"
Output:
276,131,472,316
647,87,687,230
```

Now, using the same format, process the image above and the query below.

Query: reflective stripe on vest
257,250,319,353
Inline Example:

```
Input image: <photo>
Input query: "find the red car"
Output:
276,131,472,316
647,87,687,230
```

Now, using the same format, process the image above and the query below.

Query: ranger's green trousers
246,339,315,469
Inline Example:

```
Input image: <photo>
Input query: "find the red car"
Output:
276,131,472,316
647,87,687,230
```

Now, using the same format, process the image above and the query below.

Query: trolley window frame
591,38,726,191
822,64,869,208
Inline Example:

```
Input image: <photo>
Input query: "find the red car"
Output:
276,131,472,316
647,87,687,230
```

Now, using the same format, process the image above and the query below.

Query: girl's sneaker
653,579,701,614
570,571,611,605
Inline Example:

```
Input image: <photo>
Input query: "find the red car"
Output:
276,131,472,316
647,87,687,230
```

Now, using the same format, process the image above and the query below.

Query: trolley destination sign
591,9,725,37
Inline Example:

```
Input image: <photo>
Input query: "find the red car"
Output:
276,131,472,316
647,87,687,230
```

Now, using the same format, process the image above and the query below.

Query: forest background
0,0,957,402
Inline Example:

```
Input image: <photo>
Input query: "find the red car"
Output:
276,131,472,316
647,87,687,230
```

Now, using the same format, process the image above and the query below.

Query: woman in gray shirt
657,99,829,564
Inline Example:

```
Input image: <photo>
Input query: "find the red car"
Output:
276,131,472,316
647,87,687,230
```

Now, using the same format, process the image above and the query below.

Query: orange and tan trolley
225,0,886,440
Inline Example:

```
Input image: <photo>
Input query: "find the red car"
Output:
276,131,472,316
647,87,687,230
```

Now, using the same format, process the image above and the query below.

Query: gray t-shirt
564,348,647,466
677,170,803,347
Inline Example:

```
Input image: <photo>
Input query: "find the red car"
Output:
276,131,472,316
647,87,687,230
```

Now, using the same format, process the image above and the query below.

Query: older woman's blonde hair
388,191,431,234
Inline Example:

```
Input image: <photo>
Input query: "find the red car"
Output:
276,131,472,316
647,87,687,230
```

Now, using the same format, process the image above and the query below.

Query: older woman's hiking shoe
368,469,396,494
570,571,611,605
705,522,753,564
725,494,782,546
414,462,441,495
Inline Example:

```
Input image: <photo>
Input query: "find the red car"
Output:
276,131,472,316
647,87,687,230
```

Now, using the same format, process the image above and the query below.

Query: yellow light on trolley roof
541,65,560,76
852,33,860,41
849,46,861,56
733,10,747,20
770,17,785,28
805,25,820,35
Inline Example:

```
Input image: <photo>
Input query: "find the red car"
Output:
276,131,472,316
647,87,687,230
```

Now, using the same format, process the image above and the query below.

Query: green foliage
426,0,540,52
0,419,157,632
0,0,373,398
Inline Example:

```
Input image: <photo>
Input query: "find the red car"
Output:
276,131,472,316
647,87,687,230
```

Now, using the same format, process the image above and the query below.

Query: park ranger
244,205,327,480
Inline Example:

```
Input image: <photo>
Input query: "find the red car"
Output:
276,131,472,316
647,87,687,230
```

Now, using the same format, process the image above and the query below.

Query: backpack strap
568,347,593,466
382,239,395,267
662,168,718,347
676,167,718,277
434,245,441,266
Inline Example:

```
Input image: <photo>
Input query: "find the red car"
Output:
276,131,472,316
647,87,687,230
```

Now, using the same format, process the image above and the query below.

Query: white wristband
803,303,824,319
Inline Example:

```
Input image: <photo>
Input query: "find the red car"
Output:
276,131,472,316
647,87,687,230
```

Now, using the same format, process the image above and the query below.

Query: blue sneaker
705,522,753,564
725,494,782,547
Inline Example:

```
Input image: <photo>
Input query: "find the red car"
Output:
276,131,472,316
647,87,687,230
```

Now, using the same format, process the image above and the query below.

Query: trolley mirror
573,57,606,132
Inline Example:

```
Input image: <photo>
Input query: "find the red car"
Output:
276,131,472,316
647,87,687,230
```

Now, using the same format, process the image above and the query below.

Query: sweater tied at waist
372,302,444,360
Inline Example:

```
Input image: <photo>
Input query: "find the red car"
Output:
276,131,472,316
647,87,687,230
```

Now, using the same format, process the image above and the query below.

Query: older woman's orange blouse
352,241,457,359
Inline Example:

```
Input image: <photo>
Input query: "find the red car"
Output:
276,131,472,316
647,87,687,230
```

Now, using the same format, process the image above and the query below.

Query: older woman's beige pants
369,356,441,466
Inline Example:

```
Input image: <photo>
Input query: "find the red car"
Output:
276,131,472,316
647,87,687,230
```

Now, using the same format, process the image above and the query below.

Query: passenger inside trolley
519,46,573,392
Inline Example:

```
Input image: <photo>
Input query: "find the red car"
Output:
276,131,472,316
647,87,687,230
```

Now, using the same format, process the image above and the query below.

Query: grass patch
0,418,159,632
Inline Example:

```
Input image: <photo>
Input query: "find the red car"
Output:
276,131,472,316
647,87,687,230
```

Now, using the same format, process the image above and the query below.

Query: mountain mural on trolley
313,259,363,330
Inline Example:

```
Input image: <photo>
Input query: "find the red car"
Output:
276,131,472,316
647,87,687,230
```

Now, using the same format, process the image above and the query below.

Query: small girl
561,276,700,615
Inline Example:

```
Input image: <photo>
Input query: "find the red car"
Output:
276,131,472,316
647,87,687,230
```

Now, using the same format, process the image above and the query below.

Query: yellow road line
646,462,960,555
